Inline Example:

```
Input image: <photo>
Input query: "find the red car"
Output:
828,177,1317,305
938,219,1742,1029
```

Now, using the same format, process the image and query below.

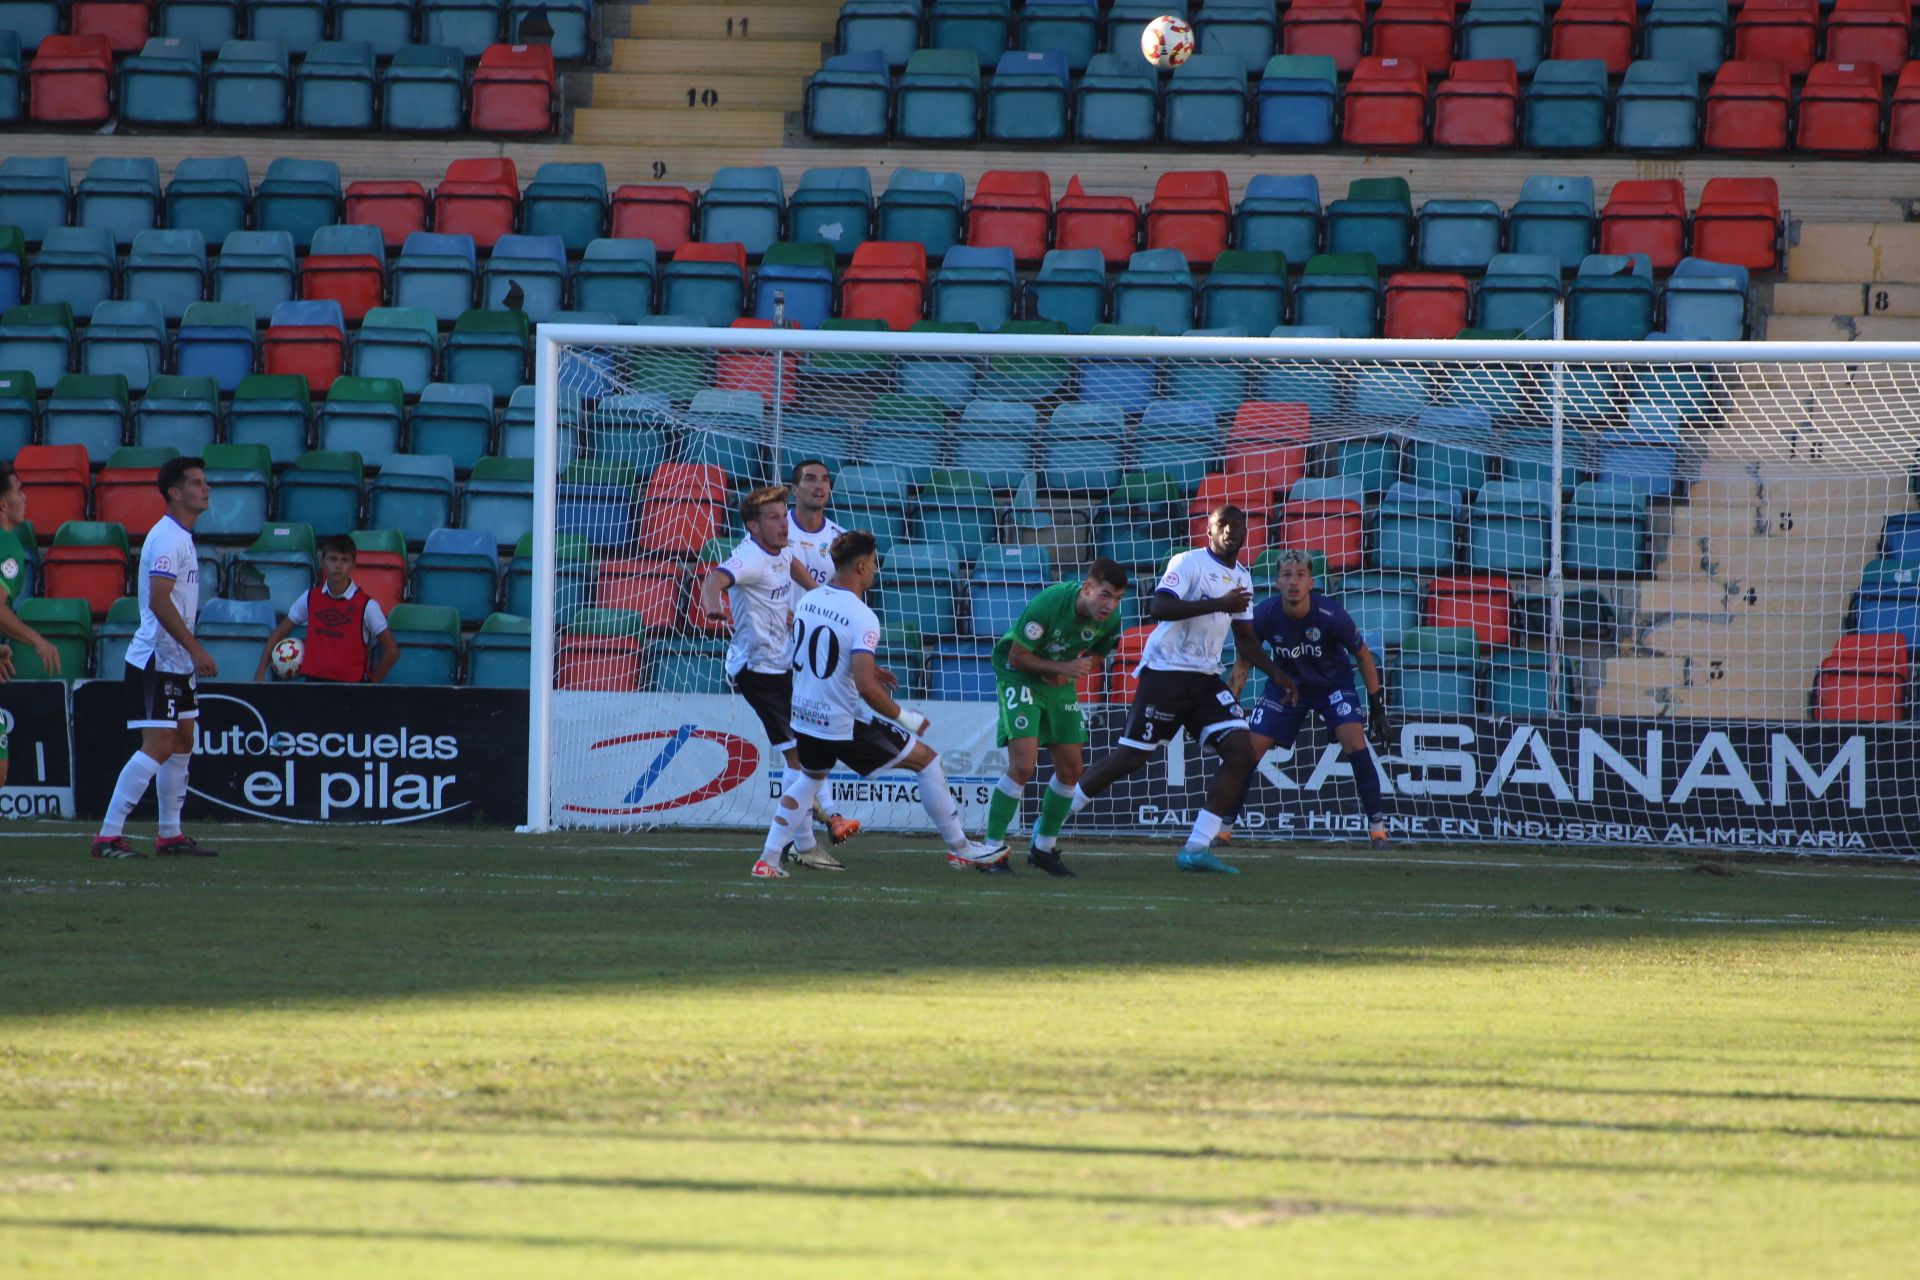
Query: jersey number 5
790,618,843,679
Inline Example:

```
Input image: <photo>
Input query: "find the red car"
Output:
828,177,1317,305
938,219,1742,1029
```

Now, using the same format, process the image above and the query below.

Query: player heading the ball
979,558,1129,878
754,530,1009,878
1227,550,1392,846
1061,505,1295,874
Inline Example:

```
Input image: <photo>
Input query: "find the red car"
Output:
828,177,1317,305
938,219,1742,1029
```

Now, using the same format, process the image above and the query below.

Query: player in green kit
0,462,63,790
979,558,1130,877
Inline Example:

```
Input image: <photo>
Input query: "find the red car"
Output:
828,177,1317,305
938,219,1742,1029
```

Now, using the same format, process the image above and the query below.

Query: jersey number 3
790,618,843,679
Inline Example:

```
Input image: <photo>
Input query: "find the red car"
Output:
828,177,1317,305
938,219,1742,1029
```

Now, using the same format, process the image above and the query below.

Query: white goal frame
523,325,1920,841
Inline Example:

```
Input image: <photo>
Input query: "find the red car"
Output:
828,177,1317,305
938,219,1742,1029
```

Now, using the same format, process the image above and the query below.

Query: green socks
985,780,1021,843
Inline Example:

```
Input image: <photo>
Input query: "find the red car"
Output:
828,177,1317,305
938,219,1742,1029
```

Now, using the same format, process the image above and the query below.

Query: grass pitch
2,824,1918,1279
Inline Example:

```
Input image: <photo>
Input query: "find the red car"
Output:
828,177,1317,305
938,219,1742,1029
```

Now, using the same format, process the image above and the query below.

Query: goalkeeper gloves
1366,687,1391,746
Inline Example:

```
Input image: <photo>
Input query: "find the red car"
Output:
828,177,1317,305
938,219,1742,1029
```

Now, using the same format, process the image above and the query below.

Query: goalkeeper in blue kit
1226,550,1392,845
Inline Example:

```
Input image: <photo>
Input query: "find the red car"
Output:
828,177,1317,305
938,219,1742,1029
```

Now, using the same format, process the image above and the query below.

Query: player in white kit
92,457,222,858
1061,505,1295,874
781,458,862,847
751,529,1008,878
698,484,857,869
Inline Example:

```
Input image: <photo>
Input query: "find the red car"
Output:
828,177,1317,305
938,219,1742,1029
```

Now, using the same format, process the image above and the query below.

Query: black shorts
796,719,917,777
1119,667,1249,752
733,669,796,752
126,659,198,730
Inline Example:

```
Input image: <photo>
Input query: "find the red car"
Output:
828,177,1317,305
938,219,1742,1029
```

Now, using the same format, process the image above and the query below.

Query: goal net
526,326,1920,860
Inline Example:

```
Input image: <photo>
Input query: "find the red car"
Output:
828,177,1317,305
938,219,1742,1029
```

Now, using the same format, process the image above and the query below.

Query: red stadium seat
1731,0,1818,77
1384,272,1471,338
966,170,1053,265
717,318,799,404
1891,62,1920,156
1283,0,1366,73
300,249,385,324
345,181,430,251
1704,61,1792,154
1054,177,1140,267
42,539,127,618
1276,498,1365,572
94,462,166,538
29,35,114,125
354,547,407,612
1145,171,1232,267
1824,0,1909,77
1432,58,1519,150
13,446,91,531
1815,633,1909,721
1371,0,1457,73
644,462,729,506
1797,61,1884,156
841,241,927,330
1075,657,1106,705
1102,626,1155,703
636,501,720,556
72,1,155,54
263,318,347,395
1691,177,1781,271
434,158,521,252
595,558,686,631
557,626,642,692
1226,401,1311,510
1599,179,1688,271
1425,574,1511,647
1343,57,1430,149
470,43,556,134
1551,0,1637,74
611,185,696,255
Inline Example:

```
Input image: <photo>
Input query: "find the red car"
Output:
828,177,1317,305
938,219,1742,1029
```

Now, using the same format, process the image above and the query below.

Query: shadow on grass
1,833,1916,1018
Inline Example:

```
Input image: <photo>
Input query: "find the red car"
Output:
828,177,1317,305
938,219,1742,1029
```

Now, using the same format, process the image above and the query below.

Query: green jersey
0,524,25,604
991,582,1123,681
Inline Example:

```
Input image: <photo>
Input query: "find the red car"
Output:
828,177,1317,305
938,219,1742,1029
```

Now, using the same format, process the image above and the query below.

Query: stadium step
1785,222,1920,283
625,7,837,40
1769,283,1920,318
1764,315,1920,340
610,38,828,74
583,74,806,112
573,107,790,145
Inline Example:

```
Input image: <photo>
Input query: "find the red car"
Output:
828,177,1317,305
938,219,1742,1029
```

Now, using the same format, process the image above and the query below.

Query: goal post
526,324,1920,859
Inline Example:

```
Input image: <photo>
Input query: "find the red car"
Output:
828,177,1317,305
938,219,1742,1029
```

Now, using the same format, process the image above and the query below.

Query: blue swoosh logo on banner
622,724,694,805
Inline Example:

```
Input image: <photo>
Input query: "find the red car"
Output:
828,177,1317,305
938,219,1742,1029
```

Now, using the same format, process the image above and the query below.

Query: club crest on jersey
154,555,171,574
1307,627,1321,642
0,558,16,580
1081,628,1095,640
1024,621,1045,641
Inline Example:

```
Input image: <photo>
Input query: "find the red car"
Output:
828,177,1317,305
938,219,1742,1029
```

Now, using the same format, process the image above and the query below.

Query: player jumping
753,530,1007,878
700,483,854,870
1226,549,1391,846
979,558,1129,877
1062,505,1295,874
92,456,220,859
781,457,861,848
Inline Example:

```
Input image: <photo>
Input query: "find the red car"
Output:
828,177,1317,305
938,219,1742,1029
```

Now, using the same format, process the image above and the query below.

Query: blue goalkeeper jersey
1250,590,1364,697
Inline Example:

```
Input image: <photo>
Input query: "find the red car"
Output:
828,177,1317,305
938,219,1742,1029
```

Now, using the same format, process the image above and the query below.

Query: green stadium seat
1256,54,1339,144
229,522,317,613
467,611,531,687
315,375,406,470
1200,249,1288,332
384,602,463,684
350,307,440,396
1398,624,1485,717
43,372,129,464
382,43,467,132
444,308,530,400
227,373,312,466
13,596,92,679
276,450,364,537
1292,253,1379,337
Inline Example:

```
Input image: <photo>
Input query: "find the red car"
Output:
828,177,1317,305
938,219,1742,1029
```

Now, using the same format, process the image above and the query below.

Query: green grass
3,824,1918,1279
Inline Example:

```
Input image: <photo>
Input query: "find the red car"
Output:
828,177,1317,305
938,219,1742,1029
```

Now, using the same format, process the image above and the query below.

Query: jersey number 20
790,618,842,678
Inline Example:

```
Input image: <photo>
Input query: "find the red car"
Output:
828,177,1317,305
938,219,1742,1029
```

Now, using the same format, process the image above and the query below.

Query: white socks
100,752,163,839
994,774,1023,801
1184,808,1224,852
763,769,823,858
917,759,969,851
1069,782,1092,815
156,753,190,839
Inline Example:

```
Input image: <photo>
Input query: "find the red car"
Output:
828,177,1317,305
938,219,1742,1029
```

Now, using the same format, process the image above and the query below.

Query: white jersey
718,535,795,678
1139,547,1253,675
126,514,200,674
787,511,845,588
789,585,881,741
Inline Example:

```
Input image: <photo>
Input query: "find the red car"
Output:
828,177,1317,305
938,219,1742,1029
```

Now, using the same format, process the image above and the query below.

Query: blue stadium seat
1041,402,1127,493
1524,59,1609,150
176,300,258,393
1467,479,1551,574
1567,252,1656,340
161,0,243,47
969,543,1053,639
316,376,407,470
1333,439,1400,495
661,245,748,328
1075,52,1158,143
0,302,74,389
1596,403,1682,497
445,309,530,400
44,373,130,464
369,453,458,546
807,48,893,140
467,612,531,687
1473,253,1562,337
574,239,656,324
929,0,1010,66
352,307,441,395
929,637,996,699
413,527,500,624
227,373,312,465
1614,60,1700,151
0,226,19,313
1337,570,1423,648
1565,481,1650,575
1236,175,1321,267
753,242,836,329
0,156,71,245
337,0,422,58
955,399,1038,488
987,50,1070,142
198,597,280,671
0,33,20,127
0,1,60,52
699,166,787,259
124,229,208,324
838,0,924,70
295,40,379,129
1662,257,1749,340
1164,53,1248,145
461,455,534,547
165,157,252,246
81,299,167,393
1327,178,1413,271
1507,176,1595,274
876,169,967,258
524,162,608,254
1643,0,1728,76
409,382,495,472
208,38,292,129
789,167,873,260
482,233,570,322
1292,254,1379,337
1485,649,1560,717
29,226,117,316
1417,199,1503,273
75,157,162,249
382,42,467,131
1020,0,1098,71
1375,481,1462,572
134,374,220,454
510,0,591,61
383,602,462,684
1112,247,1196,334
1461,0,1546,75
1399,625,1485,717
120,36,205,126
276,451,364,536
199,442,275,541
881,542,961,638
249,0,330,55
1255,54,1338,145
1025,248,1108,333
393,231,479,323
255,159,342,251
421,0,506,58
1200,0,1279,72
1134,399,1219,487
1410,407,1494,492
897,48,981,140
932,244,1017,331
1200,249,1288,332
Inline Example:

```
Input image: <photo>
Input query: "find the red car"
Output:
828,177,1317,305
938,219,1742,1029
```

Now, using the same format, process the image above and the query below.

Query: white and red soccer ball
270,637,304,679
1140,15,1196,68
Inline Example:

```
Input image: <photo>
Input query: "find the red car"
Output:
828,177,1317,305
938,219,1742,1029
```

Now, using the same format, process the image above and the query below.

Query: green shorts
994,676,1087,747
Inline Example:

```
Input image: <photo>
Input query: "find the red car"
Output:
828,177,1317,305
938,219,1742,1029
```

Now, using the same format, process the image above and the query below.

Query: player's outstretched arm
788,559,816,592
697,566,734,620
254,616,298,682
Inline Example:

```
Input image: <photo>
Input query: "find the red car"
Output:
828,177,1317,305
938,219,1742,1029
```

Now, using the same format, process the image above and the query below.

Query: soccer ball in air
1140,15,1195,67
270,637,304,679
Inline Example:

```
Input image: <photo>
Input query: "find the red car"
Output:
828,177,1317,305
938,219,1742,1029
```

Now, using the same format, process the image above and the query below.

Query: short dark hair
791,458,832,485
0,461,16,498
320,534,358,559
157,456,205,501
829,529,877,570
1211,502,1246,526
739,484,790,524
1087,557,1129,591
